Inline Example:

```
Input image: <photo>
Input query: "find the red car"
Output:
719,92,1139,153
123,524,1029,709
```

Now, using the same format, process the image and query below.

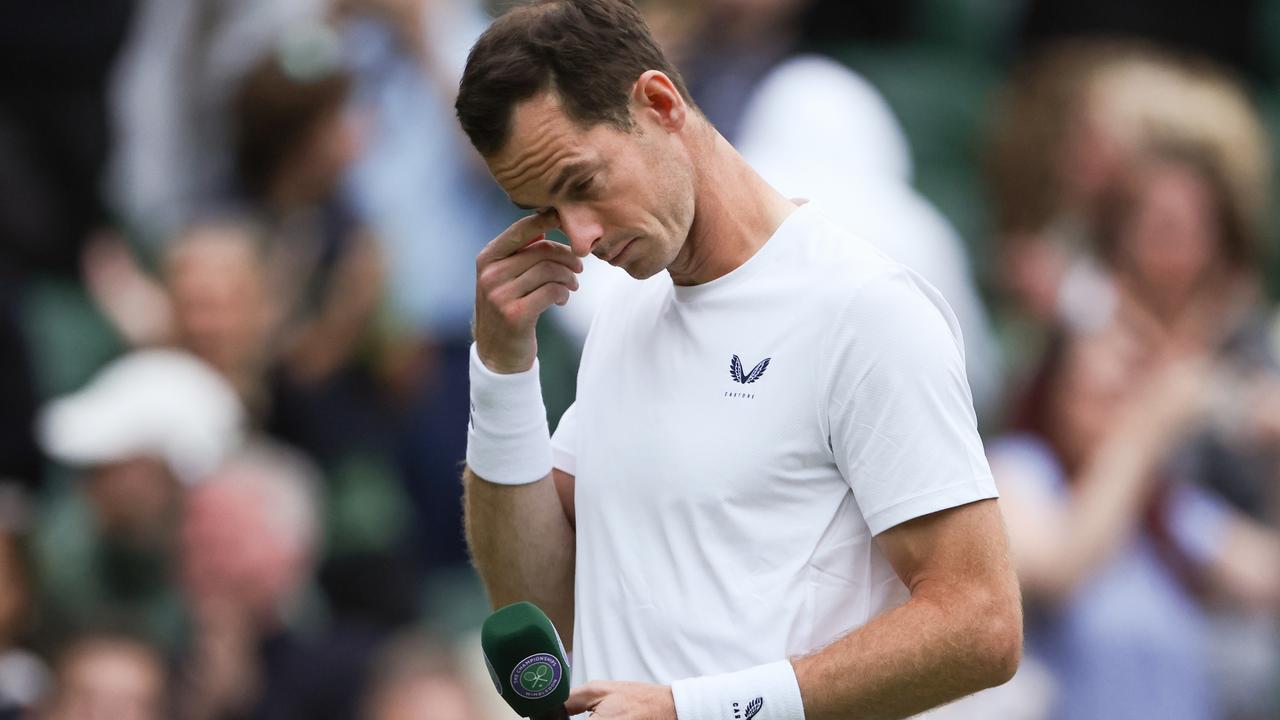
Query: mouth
603,237,638,265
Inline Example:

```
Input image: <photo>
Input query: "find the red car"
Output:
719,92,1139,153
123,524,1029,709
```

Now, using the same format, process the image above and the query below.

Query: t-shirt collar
671,201,812,302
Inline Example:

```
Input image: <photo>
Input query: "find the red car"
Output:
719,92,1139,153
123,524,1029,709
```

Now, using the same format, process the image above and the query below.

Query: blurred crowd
1,0,1280,718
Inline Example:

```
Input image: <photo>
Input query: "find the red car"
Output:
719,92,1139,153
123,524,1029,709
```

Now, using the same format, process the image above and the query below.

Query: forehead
488,92,614,194
169,228,259,272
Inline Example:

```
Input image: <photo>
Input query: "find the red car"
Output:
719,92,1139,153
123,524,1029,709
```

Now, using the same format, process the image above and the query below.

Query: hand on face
474,211,582,373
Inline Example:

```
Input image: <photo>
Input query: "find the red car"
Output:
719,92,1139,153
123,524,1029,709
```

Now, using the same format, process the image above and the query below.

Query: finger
497,260,580,301
515,280,574,317
488,239,583,280
565,682,610,715
477,243,581,306
479,210,561,264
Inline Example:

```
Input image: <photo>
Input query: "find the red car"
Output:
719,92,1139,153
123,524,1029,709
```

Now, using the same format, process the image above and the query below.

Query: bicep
827,272,994,536
876,499,1017,604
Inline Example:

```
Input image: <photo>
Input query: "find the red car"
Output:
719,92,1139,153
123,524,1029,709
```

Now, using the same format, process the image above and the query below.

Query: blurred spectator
338,0,528,574
76,221,274,418
39,350,246,501
360,634,485,720
1097,142,1276,519
85,210,418,579
233,32,359,218
177,441,388,720
229,44,428,584
735,54,1005,423
109,15,395,514
995,319,1218,720
1095,142,1280,719
341,0,503,340
34,350,246,649
992,311,1280,720
986,40,1124,325
230,41,394,468
107,0,329,245
39,633,168,720
986,41,1268,334
165,221,278,416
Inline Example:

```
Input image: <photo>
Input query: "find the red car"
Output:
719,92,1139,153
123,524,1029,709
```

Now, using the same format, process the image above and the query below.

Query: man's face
487,91,696,280
368,675,478,720
179,478,301,617
166,227,272,376
1119,159,1220,309
47,641,167,720
87,457,178,545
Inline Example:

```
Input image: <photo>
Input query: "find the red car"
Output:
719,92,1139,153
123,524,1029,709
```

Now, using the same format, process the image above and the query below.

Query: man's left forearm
792,574,1022,720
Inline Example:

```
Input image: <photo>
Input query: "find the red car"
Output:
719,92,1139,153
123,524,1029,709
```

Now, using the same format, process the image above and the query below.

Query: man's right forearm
464,208,580,636
463,465,576,640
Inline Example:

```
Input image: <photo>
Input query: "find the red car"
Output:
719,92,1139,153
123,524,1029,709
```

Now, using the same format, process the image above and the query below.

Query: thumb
565,681,610,715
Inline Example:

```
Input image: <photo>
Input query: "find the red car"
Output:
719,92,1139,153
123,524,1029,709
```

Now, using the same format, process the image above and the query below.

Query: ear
631,70,687,132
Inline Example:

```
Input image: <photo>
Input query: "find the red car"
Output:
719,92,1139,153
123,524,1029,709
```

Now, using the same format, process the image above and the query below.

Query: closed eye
570,176,596,196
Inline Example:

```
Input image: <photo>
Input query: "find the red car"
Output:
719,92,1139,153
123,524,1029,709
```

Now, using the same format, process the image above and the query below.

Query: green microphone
481,601,571,719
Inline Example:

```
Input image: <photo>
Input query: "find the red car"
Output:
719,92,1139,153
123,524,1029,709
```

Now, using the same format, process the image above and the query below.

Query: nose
557,205,604,258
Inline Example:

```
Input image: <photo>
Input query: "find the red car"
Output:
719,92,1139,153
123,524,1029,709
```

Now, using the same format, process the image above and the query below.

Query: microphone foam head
481,601,570,716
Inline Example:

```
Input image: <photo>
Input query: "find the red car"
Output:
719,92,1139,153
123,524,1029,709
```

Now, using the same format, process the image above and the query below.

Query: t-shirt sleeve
550,402,578,476
824,268,997,536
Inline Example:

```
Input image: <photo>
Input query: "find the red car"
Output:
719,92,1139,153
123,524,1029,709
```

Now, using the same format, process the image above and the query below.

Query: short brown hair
456,0,694,156
233,51,351,199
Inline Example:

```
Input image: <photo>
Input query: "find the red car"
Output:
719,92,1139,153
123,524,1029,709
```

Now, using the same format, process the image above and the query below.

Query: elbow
940,573,1022,692
982,607,1023,688
922,575,1024,695
973,585,1023,689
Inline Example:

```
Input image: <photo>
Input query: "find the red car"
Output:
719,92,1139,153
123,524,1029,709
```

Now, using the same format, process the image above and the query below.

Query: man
456,2,1022,719
176,441,367,720
36,349,246,650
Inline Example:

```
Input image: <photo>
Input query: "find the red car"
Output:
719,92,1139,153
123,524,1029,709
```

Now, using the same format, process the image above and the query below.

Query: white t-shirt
551,203,997,691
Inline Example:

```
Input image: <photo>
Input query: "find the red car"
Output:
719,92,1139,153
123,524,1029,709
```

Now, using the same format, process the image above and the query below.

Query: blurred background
1,0,1280,718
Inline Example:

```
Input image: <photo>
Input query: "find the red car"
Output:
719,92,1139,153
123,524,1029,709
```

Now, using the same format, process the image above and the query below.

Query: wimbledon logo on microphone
511,652,563,699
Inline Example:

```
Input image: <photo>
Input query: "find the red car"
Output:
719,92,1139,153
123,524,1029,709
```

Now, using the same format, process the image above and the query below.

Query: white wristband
672,660,806,720
465,343,553,485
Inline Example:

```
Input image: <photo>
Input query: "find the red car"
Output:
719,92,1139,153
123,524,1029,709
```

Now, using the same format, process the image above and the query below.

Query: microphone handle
531,705,570,720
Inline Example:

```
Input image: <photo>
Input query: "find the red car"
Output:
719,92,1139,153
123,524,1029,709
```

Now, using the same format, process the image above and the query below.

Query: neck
668,124,796,286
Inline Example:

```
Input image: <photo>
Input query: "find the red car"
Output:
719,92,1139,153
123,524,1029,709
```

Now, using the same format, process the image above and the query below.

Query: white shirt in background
735,55,1004,424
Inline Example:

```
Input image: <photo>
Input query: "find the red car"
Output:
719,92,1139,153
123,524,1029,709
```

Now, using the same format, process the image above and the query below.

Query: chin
622,254,665,280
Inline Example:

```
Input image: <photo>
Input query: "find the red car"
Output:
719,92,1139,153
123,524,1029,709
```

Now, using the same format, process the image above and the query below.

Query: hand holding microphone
481,601,680,719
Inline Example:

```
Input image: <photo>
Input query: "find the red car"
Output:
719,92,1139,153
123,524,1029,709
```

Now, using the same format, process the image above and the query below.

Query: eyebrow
548,161,593,197
509,160,598,211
